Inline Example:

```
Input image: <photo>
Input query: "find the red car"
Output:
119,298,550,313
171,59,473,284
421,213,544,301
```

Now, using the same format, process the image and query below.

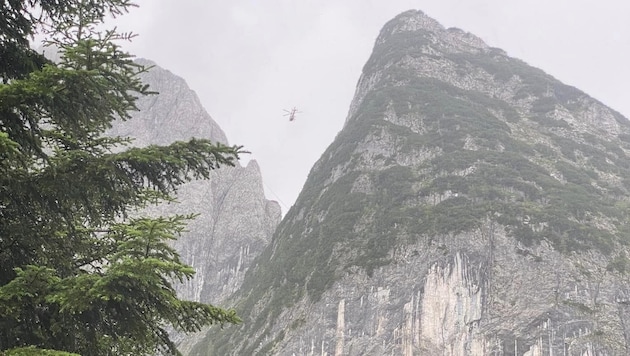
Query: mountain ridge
108,59,282,311
188,10,630,356
110,58,229,146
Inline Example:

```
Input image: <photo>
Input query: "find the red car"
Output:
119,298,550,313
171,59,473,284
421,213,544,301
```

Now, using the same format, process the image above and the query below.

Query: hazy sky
110,1,630,213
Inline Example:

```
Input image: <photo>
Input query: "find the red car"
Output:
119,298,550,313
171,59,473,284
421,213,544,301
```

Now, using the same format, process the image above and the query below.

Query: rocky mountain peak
347,11,493,125
189,10,630,356
376,10,488,53
378,10,445,38
109,58,228,146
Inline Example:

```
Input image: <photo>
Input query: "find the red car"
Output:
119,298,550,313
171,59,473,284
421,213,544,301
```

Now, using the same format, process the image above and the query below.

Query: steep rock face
109,58,228,146
191,10,630,356
109,60,281,305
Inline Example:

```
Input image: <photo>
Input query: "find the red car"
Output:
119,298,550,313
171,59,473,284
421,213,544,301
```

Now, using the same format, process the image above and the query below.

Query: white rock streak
420,253,483,355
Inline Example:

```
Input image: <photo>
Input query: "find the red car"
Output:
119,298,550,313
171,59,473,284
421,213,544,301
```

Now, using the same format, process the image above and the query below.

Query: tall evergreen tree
0,1,242,355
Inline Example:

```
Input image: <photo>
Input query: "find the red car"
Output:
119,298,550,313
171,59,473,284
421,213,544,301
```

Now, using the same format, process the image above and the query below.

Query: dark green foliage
607,252,630,274
1,1,241,355
531,96,557,114
2,346,79,356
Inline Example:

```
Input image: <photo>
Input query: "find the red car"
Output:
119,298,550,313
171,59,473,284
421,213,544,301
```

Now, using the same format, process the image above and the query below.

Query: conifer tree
0,1,241,355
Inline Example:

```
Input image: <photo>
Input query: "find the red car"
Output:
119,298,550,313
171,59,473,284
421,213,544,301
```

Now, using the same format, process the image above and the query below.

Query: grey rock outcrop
109,59,281,306
109,58,227,146
189,10,630,356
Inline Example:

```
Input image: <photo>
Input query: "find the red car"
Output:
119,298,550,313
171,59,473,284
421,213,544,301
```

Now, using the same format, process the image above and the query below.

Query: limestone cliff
109,59,281,306
189,10,630,356
109,58,227,146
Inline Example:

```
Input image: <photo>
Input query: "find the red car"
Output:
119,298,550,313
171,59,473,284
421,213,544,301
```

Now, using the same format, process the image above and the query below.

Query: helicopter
283,107,301,121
